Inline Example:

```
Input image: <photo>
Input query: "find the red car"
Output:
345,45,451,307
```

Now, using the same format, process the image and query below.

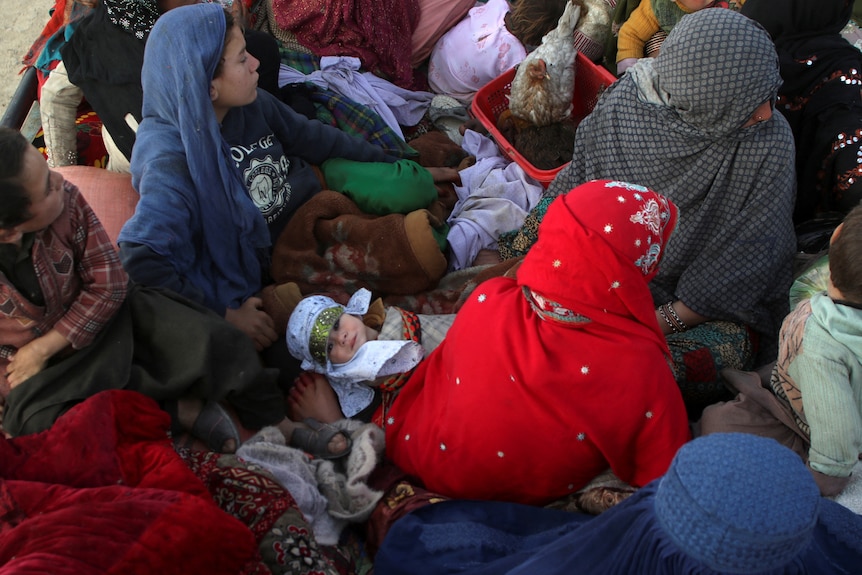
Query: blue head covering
375,433,862,575
118,3,270,311
654,433,820,573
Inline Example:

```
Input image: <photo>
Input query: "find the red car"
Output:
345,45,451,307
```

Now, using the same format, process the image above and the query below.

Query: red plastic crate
471,51,617,187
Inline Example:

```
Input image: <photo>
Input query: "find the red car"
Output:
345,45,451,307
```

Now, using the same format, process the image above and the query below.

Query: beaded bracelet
658,304,681,334
665,302,689,332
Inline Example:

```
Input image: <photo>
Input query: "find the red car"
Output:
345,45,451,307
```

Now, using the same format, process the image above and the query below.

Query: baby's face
327,313,371,364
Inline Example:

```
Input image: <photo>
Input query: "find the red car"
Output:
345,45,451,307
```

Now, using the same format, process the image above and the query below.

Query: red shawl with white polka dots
385,181,691,505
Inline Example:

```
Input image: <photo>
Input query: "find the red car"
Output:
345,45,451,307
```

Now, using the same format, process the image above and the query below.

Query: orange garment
617,0,745,62
617,0,692,61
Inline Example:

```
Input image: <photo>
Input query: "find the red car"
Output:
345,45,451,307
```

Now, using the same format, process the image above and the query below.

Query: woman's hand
225,296,278,351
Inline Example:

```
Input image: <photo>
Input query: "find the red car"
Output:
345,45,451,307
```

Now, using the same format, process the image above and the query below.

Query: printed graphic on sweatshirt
231,135,291,223
242,155,291,223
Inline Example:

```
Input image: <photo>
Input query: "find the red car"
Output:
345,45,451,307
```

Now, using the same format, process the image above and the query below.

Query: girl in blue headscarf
118,4,424,361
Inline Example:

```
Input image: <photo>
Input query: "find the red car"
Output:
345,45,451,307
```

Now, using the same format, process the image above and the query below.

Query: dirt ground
0,0,54,118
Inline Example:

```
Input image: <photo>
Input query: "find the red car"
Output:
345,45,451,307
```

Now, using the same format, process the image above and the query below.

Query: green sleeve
791,324,862,478
321,158,437,215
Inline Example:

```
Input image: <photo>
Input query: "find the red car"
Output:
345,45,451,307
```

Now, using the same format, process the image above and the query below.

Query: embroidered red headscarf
516,179,677,361
386,180,689,505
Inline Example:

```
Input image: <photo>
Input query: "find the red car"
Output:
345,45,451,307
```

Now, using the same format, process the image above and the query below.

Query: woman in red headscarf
385,180,691,505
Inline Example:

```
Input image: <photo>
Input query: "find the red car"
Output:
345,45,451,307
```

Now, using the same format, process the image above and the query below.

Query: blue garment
376,434,862,575
118,4,270,312
377,489,862,575
221,89,390,245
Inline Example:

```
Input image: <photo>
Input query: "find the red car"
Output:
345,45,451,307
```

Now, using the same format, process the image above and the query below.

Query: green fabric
430,224,449,252
790,293,862,477
498,194,553,260
321,158,437,216
666,320,754,419
653,0,688,33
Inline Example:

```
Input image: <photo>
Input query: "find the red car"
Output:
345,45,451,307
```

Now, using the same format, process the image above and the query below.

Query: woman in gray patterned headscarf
498,8,797,418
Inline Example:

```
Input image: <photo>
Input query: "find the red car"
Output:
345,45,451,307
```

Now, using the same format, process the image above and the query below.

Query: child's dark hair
0,127,35,229
507,0,573,47
830,204,862,304
213,8,237,79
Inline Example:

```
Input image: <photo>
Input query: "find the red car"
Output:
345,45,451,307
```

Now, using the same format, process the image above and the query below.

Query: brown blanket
270,190,448,297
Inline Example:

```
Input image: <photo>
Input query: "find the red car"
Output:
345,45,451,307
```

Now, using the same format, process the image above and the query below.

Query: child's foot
276,417,352,459
175,397,240,453
287,372,344,424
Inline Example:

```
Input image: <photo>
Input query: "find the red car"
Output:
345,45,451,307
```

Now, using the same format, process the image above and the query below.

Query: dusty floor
0,0,53,117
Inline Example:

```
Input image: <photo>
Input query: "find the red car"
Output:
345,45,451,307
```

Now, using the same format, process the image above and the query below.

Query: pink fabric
54,166,139,247
427,0,527,103
410,0,476,66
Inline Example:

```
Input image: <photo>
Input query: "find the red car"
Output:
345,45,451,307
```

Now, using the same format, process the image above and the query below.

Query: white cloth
39,60,83,168
831,459,862,515
236,427,341,545
427,0,527,103
237,421,386,545
278,56,434,139
446,129,544,270
286,288,425,417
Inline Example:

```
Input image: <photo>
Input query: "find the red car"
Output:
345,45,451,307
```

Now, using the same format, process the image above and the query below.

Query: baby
616,0,743,74
286,288,454,423
701,204,862,496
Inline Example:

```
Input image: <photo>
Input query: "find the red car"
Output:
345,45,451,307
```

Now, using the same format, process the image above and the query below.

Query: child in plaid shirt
0,128,346,460
0,128,128,394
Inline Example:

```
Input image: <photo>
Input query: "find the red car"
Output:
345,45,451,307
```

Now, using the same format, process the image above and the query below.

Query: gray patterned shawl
538,9,797,357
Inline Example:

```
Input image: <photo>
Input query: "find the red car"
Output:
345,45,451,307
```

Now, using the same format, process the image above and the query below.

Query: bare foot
288,372,345,424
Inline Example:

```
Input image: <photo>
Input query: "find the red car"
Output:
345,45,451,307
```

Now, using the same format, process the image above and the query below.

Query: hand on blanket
6,330,71,388
225,296,278,351
426,167,461,186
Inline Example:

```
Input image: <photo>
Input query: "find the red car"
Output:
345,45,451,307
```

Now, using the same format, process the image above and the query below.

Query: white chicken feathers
508,0,581,127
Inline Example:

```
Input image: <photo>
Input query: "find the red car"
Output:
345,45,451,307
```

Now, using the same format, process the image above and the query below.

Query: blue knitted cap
655,433,820,573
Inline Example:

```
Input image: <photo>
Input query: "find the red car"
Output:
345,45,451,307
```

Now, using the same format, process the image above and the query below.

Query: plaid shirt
279,49,418,160
0,183,128,366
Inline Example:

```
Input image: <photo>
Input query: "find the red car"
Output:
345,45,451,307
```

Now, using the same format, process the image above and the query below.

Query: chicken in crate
509,0,581,127
472,43,617,187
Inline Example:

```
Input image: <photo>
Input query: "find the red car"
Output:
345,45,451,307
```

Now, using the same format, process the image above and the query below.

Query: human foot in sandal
173,398,241,454
278,417,352,460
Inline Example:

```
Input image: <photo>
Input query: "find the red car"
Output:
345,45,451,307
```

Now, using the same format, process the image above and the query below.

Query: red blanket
0,390,258,575
271,0,421,89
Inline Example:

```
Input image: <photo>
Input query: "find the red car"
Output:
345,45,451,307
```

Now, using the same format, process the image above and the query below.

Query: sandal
290,418,353,460
189,400,242,454
429,94,470,145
